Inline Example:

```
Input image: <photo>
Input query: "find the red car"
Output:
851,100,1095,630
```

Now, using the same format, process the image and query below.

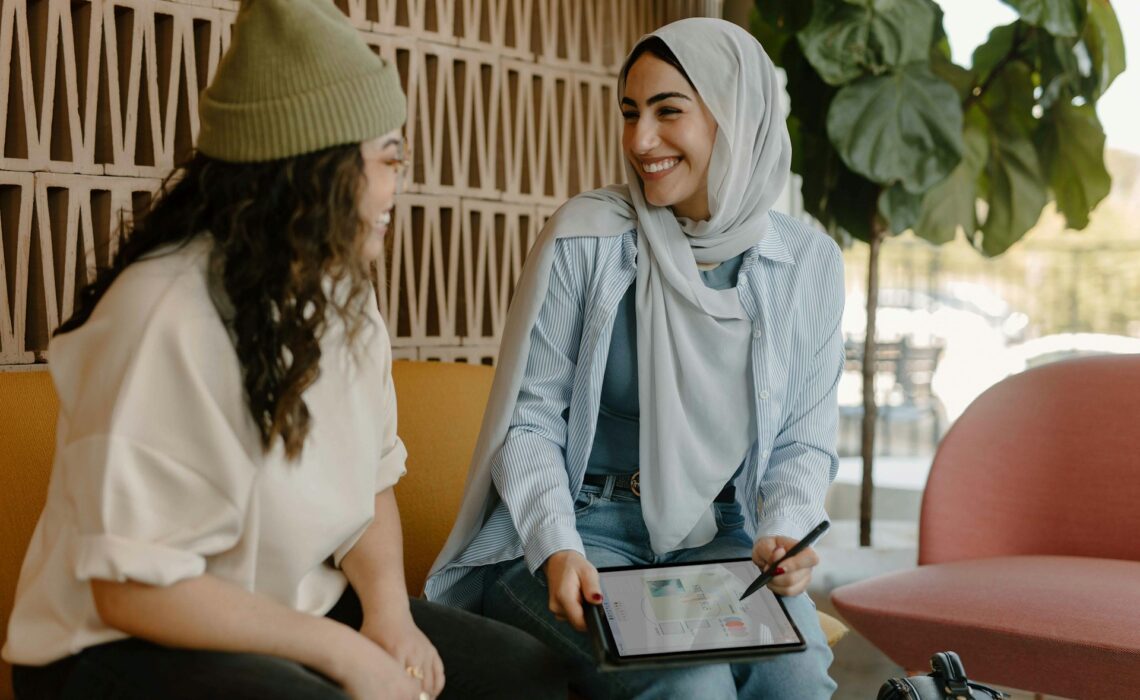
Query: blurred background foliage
750,0,1127,545
752,0,1124,251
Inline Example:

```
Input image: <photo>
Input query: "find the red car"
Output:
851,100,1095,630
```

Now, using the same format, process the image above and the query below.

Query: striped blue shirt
424,211,845,610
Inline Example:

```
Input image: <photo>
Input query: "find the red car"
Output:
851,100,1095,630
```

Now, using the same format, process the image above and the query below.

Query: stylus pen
739,520,830,601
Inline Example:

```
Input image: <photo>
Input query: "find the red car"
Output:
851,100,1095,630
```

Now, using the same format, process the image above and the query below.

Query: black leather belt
582,471,736,504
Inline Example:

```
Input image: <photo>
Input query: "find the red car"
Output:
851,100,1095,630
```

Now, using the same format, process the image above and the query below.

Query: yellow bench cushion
390,360,493,595
0,370,58,699
0,362,843,700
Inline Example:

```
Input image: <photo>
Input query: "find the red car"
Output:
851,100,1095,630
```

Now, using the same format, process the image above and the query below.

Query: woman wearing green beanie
3,2,566,699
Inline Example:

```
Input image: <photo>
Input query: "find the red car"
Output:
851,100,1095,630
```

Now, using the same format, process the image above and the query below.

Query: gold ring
418,693,430,700
406,665,425,680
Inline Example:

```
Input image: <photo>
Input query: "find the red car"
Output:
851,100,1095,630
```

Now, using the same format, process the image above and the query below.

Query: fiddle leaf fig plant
751,0,1125,545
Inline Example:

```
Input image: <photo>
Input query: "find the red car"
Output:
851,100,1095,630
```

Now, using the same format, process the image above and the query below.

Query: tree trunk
860,220,886,547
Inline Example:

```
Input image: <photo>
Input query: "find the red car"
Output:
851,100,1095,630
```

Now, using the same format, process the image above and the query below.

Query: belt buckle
630,471,640,497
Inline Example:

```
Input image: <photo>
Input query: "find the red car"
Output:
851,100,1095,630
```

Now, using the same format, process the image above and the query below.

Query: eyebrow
364,137,403,157
620,91,693,108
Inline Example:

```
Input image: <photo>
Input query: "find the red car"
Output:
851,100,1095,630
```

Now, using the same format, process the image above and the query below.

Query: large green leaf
914,109,988,245
931,44,972,101
781,37,836,176
1035,102,1110,230
790,112,880,243
972,19,1099,109
1037,33,1084,109
980,61,1037,137
790,113,836,214
826,63,964,192
783,38,878,246
784,34,884,244
970,22,1019,78
1000,0,1084,37
977,113,1048,256
927,0,951,60
797,0,935,86
751,1,815,67
1035,0,1124,105
829,164,881,242
972,24,1084,111
794,140,880,243
878,183,923,234
1083,0,1125,98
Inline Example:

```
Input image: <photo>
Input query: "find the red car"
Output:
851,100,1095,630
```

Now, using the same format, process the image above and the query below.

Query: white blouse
3,236,407,665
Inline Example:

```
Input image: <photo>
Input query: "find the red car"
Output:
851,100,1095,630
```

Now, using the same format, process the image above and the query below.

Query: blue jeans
482,484,837,699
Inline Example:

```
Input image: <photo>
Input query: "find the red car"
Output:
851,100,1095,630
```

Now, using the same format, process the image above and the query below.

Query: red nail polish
775,567,786,575
592,593,603,602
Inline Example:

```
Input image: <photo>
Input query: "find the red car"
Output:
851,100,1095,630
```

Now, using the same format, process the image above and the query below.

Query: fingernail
592,593,603,602
775,567,786,575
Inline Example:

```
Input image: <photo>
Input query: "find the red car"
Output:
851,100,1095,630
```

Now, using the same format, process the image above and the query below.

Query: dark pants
12,588,567,699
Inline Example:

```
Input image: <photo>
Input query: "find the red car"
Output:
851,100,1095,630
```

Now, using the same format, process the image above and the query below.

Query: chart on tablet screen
599,562,797,655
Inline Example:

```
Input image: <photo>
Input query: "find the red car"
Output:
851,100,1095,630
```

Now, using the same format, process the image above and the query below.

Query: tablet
586,558,806,669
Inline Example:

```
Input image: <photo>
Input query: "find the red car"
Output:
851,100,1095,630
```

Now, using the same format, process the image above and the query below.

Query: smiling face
357,128,407,262
621,53,718,221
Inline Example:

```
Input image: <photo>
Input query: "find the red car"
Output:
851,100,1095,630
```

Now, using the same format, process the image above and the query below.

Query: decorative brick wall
0,0,721,367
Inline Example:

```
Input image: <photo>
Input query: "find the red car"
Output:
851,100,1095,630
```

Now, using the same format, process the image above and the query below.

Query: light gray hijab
430,17,791,569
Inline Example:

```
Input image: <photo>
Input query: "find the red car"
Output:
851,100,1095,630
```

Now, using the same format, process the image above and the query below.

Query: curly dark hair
57,145,374,460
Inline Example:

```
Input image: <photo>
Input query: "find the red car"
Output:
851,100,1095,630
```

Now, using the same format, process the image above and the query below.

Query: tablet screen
596,559,802,658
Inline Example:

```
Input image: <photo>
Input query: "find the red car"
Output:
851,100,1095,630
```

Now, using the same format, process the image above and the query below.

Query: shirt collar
756,220,795,265
739,221,794,279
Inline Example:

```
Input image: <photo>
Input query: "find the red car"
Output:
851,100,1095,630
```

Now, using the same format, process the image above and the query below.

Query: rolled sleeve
376,435,408,493
75,534,207,586
369,307,409,493
61,435,247,587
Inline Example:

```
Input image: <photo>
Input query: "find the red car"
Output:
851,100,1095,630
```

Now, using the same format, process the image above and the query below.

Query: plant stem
859,216,886,548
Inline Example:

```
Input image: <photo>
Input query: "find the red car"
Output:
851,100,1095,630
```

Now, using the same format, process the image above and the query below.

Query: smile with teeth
373,211,392,228
642,157,680,174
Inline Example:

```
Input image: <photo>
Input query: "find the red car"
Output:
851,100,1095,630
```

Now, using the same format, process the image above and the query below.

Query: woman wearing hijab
425,17,841,699
2,2,567,699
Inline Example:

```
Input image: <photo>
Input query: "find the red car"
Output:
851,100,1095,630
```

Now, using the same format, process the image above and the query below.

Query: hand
360,611,444,699
337,634,425,700
542,550,602,632
752,535,820,597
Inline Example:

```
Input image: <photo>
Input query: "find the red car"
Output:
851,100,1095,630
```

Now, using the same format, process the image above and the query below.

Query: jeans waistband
580,472,736,503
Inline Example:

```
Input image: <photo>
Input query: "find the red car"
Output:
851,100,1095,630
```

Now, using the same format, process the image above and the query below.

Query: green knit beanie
198,0,406,162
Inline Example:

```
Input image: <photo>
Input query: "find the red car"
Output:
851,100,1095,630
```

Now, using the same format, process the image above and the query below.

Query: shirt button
762,449,771,459
759,389,770,400
752,326,762,339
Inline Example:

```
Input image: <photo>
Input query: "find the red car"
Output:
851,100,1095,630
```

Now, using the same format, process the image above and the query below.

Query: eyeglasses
362,136,412,193
382,138,411,194
384,138,412,177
